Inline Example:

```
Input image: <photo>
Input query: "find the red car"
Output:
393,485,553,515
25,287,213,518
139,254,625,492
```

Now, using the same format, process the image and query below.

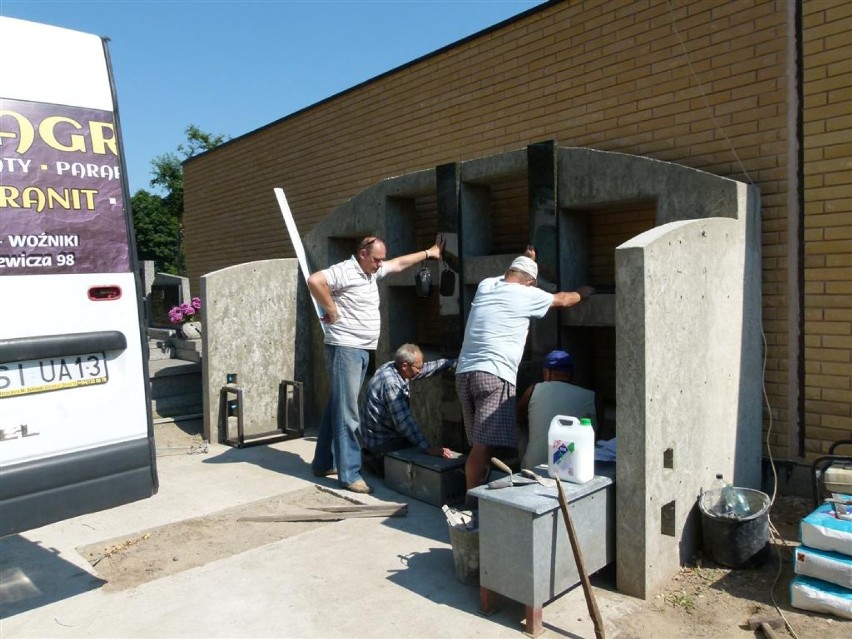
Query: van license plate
0,352,109,398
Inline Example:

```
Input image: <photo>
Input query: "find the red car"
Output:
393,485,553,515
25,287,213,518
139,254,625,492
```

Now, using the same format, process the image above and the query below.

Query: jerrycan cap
580,418,593,426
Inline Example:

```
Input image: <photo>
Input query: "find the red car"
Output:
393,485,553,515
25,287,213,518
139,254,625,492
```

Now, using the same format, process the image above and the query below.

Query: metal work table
469,463,615,636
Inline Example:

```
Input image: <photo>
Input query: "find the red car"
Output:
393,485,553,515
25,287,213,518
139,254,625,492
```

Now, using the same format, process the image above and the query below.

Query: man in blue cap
516,349,597,469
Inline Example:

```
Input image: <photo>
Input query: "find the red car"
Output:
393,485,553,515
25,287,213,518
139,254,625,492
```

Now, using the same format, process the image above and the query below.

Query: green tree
131,189,180,274
131,125,228,274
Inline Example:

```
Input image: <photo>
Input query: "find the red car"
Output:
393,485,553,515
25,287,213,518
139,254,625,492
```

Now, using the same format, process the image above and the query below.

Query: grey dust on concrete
0,426,642,638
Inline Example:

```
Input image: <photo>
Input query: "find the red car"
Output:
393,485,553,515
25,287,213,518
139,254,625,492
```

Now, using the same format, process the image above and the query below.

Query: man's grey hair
506,267,536,283
394,343,422,366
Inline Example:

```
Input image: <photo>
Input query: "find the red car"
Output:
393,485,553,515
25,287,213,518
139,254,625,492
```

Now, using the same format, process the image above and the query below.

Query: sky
2,0,547,195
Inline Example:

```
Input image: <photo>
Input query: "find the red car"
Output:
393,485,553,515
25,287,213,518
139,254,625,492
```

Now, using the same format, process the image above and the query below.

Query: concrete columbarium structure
295,143,761,598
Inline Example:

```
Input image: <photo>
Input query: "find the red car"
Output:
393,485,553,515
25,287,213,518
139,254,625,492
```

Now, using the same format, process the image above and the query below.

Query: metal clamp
219,379,304,448
219,385,245,447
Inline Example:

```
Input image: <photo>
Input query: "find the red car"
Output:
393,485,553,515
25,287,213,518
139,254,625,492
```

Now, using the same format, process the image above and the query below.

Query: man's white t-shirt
456,276,553,385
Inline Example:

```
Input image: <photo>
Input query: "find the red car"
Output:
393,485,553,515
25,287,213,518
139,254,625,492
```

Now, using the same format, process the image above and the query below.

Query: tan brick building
184,0,851,488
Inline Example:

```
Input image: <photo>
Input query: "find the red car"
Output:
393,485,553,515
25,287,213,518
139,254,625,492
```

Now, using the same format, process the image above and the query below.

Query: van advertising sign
0,97,130,275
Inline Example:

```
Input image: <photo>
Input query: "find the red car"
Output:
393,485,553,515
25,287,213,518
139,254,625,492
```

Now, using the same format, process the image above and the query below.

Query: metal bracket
219,379,304,448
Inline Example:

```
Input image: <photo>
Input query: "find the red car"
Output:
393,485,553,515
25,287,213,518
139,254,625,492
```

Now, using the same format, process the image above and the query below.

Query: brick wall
802,0,852,458
184,0,850,461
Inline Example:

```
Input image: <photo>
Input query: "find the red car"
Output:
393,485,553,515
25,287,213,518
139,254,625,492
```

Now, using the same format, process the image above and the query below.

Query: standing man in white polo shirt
308,234,444,493
455,246,594,494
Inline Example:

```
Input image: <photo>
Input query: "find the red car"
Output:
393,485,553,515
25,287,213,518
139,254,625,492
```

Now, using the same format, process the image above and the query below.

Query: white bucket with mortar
448,524,479,585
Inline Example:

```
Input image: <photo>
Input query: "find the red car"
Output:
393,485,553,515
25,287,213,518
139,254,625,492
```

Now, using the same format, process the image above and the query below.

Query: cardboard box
384,447,466,507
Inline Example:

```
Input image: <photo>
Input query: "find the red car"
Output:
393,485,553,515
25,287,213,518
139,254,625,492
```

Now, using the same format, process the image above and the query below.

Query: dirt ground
79,447,849,638
78,486,364,591
616,495,850,639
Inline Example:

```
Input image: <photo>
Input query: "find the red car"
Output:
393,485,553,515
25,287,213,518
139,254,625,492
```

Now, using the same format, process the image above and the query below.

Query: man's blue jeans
311,344,369,486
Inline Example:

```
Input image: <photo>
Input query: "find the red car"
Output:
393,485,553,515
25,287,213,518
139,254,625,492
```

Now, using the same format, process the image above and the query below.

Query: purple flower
169,297,201,324
168,297,202,325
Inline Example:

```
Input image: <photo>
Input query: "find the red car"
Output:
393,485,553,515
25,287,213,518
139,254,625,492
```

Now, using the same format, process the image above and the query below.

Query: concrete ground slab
0,432,642,638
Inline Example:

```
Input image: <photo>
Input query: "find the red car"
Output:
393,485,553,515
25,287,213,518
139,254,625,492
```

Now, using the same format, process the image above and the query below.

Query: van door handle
88,286,122,300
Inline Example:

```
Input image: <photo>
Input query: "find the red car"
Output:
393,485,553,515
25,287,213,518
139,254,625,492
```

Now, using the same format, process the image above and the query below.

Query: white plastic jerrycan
547,415,595,484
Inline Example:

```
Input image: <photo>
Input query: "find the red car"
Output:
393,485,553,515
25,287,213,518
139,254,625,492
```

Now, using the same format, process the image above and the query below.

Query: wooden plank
309,504,407,514
238,503,407,522
273,187,326,334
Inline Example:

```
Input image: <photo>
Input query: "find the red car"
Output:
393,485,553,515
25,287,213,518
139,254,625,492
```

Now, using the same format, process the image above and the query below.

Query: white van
0,17,158,536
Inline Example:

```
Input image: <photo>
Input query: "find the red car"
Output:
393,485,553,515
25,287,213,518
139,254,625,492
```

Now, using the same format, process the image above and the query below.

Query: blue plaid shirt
360,358,456,451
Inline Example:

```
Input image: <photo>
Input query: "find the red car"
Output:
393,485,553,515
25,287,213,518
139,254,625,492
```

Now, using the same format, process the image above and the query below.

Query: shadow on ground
385,546,532,634
0,535,105,618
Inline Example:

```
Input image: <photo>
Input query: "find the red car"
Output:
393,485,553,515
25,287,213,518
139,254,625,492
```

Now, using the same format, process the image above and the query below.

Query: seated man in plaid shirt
360,343,456,477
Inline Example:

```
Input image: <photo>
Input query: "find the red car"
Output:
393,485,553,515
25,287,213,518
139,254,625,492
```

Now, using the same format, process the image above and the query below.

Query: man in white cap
455,246,594,494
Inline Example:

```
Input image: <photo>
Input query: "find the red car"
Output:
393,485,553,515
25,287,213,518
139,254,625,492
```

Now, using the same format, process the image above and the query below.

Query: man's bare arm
384,234,445,274
551,285,595,309
307,271,339,324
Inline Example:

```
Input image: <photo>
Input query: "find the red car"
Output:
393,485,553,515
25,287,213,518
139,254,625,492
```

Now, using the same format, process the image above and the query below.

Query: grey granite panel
200,259,299,443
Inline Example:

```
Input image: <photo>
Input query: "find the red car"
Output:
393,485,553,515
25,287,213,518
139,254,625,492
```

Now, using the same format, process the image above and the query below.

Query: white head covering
509,255,538,279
